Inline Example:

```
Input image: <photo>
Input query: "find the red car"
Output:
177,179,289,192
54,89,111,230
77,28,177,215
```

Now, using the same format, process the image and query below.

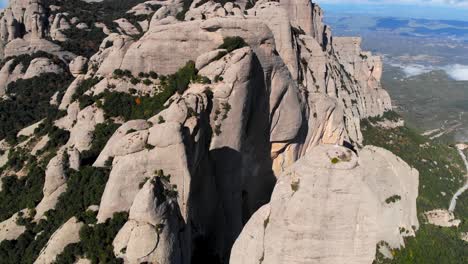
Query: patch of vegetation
41,211,127,264
0,51,67,73
139,177,150,189
53,243,83,264
362,121,468,264
176,0,194,21
0,73,72,143
218,36,247,52
0,160,45,222
49,0,157,56
73,77,103,102
362,121,465,211
245,0,257,9
213,50,228,61
142,78,152,86
291,179,300,192
58,27,107,58
214,124,222,136
154,169,178,199
0,165,112,263
100,91,164,120
214,75,224,82
99,61,204,120
57,166,111,221
113,69,133,79
80,121,120,166
385,195,402,204
130,77,140,85
42,127,70,154
79,212,128,263
376,224,467,264
149,71,158,79
368,110,401,123
5,148,32,172
221,102,231,120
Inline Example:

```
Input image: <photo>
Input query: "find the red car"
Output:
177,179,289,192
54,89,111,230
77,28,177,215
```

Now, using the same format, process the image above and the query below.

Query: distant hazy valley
325,13,468,141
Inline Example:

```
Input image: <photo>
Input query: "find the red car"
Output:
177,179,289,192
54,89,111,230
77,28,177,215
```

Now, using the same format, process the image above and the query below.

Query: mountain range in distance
323,8,468,142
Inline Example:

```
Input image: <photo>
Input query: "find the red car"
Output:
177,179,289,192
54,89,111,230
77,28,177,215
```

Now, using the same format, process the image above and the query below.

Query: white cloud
390,63,468,80
391,63,434,77
443,64,468,81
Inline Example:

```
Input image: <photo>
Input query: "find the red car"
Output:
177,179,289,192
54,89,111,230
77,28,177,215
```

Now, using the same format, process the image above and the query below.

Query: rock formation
230,145,418,264
34,217,84,264
0,0,417,263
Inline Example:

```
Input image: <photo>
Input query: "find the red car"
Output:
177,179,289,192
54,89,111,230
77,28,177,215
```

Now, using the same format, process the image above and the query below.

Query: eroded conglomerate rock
0,0,415,263
0,0,48,43
23,57,64,78
88,1,400,262
230,145,419,264
34,217,84,264
0,209,29,241
113,178,188,264
424,209,461,227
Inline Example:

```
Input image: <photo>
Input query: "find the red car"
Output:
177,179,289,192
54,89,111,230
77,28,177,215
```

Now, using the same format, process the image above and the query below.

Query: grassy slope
362,119,468,263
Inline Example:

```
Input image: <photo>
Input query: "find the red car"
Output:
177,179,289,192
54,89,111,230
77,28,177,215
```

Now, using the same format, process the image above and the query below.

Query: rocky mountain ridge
0,1,419,264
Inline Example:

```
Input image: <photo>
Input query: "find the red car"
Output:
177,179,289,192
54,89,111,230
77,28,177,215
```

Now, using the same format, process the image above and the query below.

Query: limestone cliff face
0,0,48,42
230,145,418,264
0,1,413,264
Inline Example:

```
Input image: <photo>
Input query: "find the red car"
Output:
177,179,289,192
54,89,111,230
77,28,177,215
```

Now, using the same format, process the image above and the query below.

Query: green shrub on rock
218,36,247,52
0,73,72,142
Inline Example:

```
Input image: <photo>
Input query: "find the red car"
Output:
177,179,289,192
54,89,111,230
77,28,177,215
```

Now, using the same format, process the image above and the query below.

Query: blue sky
0,0,466,20
315,0,468,7
316,0,468,20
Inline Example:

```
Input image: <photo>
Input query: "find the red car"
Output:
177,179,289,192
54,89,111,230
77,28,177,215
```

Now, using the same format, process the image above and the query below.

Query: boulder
23,58,63,79
43,147,67,197
69,56,88,77
34,184,68,221
425,209,461,227
17,119,43,138
67,105,105,152
97,144,191,223
0,59,24,96
230,145,419,264
113,178,188,264
93,120,151,167
147,122,183,148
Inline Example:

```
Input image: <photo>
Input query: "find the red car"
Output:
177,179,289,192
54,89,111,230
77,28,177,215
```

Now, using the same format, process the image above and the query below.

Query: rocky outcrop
230,145,418,264
17,119,43,138
96,134,191,223
113,178,188,264
0,59,24,96
23,57,64,79
0,56,64,95
0,210,29,241
0,1,415,263
43,147,67,197
0,0,48,43
34,217,84,264
425,209,461,227
68,56,88,77
66,105,105,152
93,120,151,167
